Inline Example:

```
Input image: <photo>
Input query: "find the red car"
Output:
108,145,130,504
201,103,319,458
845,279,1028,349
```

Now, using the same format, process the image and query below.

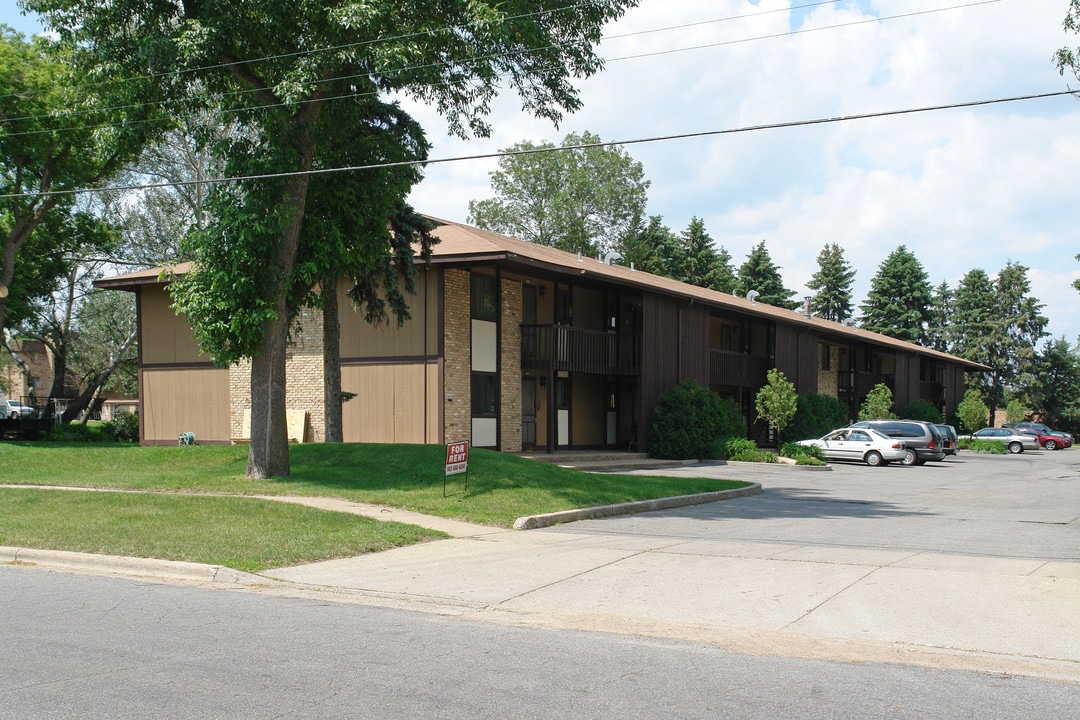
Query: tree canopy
858,245,932,343
806,243,855,322
0,27,157,337
468,130,649,255
26,0,639,477
733,240,799,310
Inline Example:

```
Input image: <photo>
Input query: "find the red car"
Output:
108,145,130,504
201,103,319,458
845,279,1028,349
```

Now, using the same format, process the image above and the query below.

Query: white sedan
798,428,907,467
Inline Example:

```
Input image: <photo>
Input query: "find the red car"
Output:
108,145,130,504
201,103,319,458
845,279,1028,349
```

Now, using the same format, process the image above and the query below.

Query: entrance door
521,377,537,450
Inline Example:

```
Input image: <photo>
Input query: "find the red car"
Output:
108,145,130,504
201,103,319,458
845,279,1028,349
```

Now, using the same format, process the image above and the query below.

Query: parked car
963,427,1040,454
1015,428,1066,451
848,419,947,465
1004,422,1073,450
5,399,34,419
797,427,907,467
935,424,959,456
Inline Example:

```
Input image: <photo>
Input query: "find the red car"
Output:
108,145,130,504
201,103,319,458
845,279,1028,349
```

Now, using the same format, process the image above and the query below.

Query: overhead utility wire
605,0,1003,62
1,0,1002,139
2,90,1071,201
0,0,602,102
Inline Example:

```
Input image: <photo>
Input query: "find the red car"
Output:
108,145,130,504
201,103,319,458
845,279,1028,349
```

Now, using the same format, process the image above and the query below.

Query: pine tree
806,243,855,322
926,281,953,353
677,217,736,293
858,245,932,343
733,240,799,310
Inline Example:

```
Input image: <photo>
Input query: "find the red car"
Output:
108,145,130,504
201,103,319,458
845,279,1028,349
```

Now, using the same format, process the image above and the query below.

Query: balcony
709,350,769,388
521,324,641,375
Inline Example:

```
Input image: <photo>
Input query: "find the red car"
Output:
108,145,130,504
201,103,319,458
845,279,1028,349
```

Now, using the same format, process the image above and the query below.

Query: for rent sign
445,441,469,476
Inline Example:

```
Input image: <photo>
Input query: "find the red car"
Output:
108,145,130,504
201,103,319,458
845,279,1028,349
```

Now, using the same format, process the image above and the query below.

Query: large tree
948,263,1047,420
1031,337,1080,428
468,130,649,255
806,243,855,322
733,240,799,310
858,245,932,344
926,280,953,353
0,28,156,336
31,0,638,477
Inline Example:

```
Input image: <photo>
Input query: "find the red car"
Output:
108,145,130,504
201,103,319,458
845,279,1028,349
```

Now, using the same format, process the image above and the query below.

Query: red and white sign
445,441,469,476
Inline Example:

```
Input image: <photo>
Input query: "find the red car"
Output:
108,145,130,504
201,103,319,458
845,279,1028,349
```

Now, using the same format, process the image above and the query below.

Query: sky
3,0,1078,342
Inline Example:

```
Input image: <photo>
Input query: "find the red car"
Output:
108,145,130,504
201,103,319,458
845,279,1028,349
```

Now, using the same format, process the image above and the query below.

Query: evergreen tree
1031,337,1080,428
617,214,673,278
858,245,932,343
995,261,1048,398
733,240,799,310
926,281,953,353
676,217,736,293
949,263,1048,420
806,243,855,322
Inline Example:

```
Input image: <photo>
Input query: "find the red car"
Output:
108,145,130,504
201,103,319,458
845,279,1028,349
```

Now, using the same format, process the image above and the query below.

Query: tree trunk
322,276,343,443
246,309,292,478
59,328,137,423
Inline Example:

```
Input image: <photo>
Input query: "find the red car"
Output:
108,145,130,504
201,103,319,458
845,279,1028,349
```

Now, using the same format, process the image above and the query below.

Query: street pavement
4,450,1079,683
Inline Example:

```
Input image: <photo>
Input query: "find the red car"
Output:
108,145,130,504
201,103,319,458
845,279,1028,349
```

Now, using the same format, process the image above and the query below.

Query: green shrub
956,389,989,434
648,381,746,460
47,423,92,442
110,410,140,443
795,455,827,466
723,437,758,458
957,438,1006,454
859,383,895,420
784,393,849,441
730,449,777,463
897,399,943,424
779,441,824,461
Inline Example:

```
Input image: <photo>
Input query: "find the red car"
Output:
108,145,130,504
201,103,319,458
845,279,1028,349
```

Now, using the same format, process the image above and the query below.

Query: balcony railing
520,324,641,375
709,350,769,388
838,371,895,398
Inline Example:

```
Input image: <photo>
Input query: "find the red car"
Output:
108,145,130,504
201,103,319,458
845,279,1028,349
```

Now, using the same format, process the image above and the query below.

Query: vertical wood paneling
142,368,230,442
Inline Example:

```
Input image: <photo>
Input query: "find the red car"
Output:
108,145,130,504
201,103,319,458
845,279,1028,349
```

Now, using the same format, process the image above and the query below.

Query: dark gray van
849,419,946,465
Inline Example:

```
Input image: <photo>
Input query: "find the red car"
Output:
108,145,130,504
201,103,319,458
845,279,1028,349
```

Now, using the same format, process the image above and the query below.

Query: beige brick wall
229,304,326,443
443,269,471,444
500,277,522,452
818,344,840,399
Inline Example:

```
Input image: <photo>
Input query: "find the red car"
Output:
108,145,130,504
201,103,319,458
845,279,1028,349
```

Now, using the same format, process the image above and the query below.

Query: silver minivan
849,419,947,465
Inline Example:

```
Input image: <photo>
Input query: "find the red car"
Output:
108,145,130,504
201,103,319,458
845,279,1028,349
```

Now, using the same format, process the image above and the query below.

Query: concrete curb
0,546,277,586
512,483,763,530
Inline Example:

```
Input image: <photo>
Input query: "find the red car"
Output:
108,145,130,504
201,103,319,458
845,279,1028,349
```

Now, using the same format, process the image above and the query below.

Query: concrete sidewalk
261,521,1080,683
5,486,1079,683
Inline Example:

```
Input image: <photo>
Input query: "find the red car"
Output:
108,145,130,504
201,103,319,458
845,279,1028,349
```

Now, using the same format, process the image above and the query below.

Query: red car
1016,428,1070,450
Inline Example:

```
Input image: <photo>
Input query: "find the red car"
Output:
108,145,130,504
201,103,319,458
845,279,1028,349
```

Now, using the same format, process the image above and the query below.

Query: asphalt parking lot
557,448,1080,561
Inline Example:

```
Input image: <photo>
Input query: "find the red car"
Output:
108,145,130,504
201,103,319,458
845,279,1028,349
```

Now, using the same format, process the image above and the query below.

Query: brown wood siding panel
139,285,204,365
338,269,437,359
893,353,915,409
142,367,230,443
639,294,681,431
679,305,710,387
341,363,438,444
774,324,799,381
797,329,818,392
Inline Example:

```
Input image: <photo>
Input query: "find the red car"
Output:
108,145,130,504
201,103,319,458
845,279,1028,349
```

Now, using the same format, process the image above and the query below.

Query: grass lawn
0,442,750,570
0,442,750,526
0,487,445,573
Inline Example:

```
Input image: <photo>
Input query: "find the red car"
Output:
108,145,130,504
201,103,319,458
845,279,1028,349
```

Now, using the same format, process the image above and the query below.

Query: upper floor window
471,274,497,321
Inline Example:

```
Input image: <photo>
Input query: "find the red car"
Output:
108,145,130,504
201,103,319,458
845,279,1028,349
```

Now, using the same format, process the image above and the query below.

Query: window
471,274,497,321
471,373,498,416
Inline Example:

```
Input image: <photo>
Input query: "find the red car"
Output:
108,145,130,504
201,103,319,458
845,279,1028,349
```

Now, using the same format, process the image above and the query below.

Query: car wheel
1045,439,1058,451
864,450,883,467
1008,441,1023,454
901,449,917,466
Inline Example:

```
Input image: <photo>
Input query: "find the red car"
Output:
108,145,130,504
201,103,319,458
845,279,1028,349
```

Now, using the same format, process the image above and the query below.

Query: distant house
96,217,984,449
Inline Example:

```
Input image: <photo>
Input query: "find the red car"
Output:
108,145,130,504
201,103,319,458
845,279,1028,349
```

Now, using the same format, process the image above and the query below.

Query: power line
2,90,1071,201
0,0,1001,138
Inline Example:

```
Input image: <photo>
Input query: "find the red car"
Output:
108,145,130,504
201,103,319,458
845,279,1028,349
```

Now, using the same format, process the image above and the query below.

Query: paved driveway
553,449,1080,560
